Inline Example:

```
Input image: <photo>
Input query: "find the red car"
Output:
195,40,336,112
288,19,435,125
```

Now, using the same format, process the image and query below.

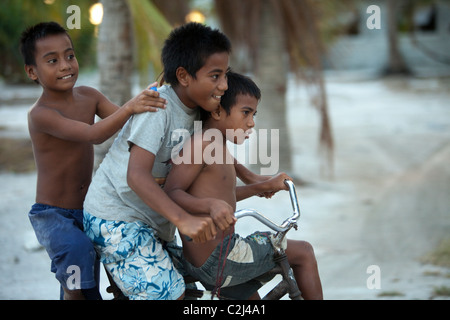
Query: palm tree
384,0,411,75
94,0,133,168
97,0,133,107
94,0,173,168
95,0,336,178
214,0,334,178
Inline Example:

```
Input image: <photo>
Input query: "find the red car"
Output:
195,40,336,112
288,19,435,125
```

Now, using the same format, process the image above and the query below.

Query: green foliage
0,0,96,83
127,0,172,86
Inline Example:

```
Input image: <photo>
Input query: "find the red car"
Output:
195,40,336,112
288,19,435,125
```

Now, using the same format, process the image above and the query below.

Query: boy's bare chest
189,163,236,208
203,163,236,187
58,102,96,124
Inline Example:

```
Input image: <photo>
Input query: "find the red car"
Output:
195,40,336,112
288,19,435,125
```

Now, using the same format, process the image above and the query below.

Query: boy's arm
29,86,165,145
234,159,262,185
164,138,236,231
234,159,280,199
127,144,217,243
89,85,167,143
29,104,123,145
234,159,277,195
95,82,167,119
236,172,292,201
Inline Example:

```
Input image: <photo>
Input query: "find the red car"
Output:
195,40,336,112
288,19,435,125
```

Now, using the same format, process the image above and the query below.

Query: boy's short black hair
20,21,71,66
201,71,261,121
161,22,231,86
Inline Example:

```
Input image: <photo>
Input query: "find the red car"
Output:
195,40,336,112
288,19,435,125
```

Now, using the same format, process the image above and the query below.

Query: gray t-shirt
84,85,199,241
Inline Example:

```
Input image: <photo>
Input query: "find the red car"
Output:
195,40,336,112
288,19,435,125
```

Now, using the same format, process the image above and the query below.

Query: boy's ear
210,105,222,120
175,67,190,87
24,65,38,82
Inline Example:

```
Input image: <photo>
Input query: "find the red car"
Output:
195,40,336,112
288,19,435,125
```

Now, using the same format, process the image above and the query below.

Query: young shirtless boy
20,22,166,299
164,71,323,300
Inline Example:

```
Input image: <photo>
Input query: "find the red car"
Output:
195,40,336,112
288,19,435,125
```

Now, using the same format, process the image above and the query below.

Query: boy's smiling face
176,52,229,111
25,33,78,92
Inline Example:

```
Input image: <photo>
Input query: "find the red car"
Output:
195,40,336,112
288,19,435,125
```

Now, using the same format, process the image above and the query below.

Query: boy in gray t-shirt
84,85,198,242
83,23,239,300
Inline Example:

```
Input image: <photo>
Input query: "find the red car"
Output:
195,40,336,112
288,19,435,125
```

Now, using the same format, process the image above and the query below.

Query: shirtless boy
165,71,323,299
20,22,165,299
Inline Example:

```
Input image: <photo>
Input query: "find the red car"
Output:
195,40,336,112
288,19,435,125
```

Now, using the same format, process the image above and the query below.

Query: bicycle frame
185,180,303,300
234,179,302,300
235,179,300,252
107,180,303,300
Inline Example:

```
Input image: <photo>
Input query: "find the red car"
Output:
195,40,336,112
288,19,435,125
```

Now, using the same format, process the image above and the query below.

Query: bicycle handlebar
235,180,300,233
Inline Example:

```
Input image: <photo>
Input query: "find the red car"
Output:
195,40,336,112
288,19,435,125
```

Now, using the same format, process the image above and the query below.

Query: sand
1,73,449,300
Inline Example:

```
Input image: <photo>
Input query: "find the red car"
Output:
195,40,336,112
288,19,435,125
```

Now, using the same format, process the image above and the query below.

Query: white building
325,0,450,77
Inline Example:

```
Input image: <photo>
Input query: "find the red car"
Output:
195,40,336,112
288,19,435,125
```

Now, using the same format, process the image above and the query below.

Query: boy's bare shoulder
29,86,97,112
191,130,218,150
28,98,56,119
74,85,105,99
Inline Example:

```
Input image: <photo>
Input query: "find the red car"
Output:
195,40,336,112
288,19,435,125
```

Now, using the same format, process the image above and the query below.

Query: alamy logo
366,5,381,30
171,121,280,175
66,5,81,30
366,265,381,290
66,265,81,290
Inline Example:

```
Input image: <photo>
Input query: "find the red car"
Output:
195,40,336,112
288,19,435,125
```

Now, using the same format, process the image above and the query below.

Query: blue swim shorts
28,203,101,298
83,211,185,300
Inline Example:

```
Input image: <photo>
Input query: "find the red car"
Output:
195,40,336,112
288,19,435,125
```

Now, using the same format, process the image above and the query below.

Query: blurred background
0,0,449,300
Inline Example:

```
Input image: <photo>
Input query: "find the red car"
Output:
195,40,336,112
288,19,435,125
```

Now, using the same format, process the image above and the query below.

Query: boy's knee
299,240,314,253
289,240,316,263
300,241,315,259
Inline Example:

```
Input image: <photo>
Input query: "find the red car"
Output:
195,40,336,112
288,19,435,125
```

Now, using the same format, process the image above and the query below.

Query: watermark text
171,121,280,175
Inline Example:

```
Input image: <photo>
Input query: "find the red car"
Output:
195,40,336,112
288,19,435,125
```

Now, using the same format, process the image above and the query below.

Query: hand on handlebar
257,173,292,198
178,215,217,244
208,199,237,231
235,178,300,233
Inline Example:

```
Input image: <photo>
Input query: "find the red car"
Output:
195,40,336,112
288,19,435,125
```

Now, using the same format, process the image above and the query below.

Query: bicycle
184,179,302,300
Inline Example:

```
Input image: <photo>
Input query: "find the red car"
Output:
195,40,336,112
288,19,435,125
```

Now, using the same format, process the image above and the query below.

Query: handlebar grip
235,180,300,232
284,179,300,221
187,181,301,238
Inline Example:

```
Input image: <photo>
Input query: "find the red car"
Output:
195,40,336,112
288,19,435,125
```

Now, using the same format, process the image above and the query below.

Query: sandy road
1,75,449,299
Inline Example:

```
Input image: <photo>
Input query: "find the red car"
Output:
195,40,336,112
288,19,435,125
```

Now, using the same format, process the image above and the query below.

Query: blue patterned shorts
83,211,185,300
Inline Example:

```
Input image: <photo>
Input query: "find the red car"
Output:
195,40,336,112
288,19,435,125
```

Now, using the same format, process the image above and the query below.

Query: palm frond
126,0,172,86
152,0,190,26
214,0,346,175
215,0,261,71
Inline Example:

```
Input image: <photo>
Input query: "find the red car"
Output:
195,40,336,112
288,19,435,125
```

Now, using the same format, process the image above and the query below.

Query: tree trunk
94,0,134,169
252,0,292,176
384,0,410,75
